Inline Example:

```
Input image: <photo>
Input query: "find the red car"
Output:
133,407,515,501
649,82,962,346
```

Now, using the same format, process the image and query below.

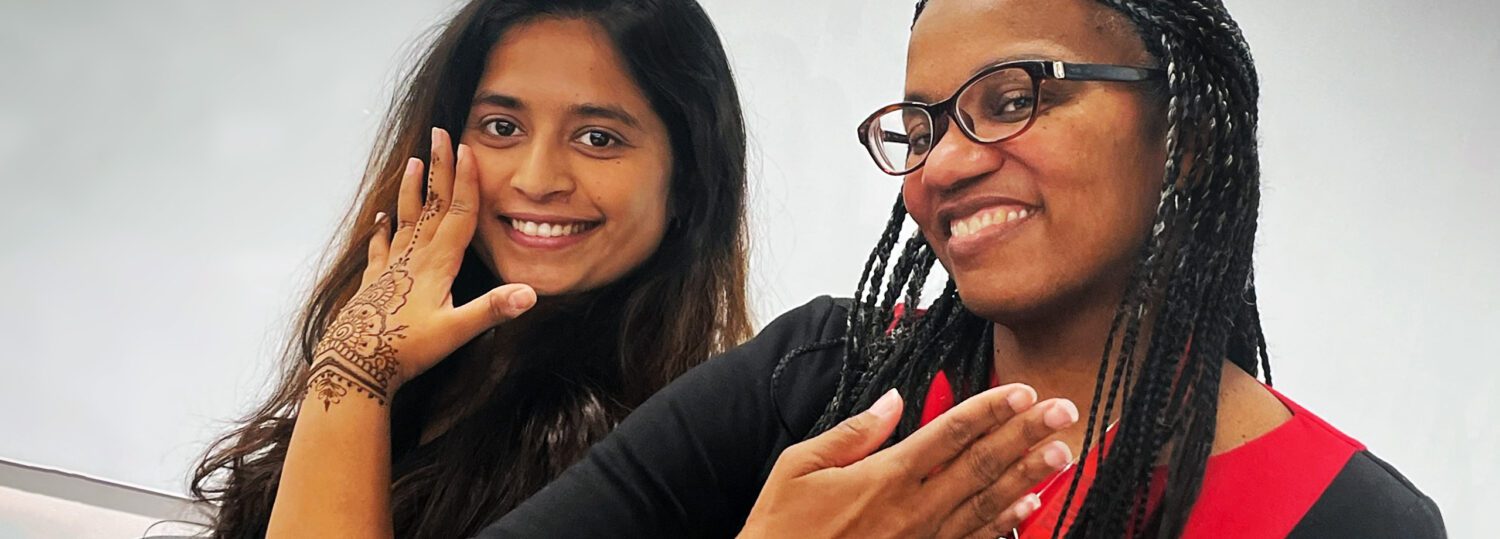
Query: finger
922,398,1078,516
412,127,455,250
361,212,392,284
956,494,1041,539
775,389,904,478
877,383,1037,478
391,157,424,258
445,283,536,344
940,440,1072,538
430,143,480,272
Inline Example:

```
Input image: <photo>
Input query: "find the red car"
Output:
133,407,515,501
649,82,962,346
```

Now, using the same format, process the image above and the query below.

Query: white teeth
511,219,592,238
948,208,1038,239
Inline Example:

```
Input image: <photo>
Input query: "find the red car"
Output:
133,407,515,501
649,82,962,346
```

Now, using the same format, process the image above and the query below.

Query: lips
948,207,1035,239
930,194,1042,260
499,213,602,249
507,218,599,238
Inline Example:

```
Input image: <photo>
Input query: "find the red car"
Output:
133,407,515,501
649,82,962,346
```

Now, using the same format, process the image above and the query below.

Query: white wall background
1,0,1495,536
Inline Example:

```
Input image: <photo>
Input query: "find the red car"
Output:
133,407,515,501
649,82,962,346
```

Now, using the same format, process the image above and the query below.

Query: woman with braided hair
482,0,1445,537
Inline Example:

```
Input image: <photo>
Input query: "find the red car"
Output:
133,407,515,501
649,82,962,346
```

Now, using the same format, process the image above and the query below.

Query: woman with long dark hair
188,0,750,536
482,0,1444,537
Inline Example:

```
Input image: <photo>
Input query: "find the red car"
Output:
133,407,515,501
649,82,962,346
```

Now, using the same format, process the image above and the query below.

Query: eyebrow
571,103,642,130
903,53,1056,103
473,92,524,110
471,92,642,130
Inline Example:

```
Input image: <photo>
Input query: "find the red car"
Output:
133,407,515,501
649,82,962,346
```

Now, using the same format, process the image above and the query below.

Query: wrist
305,356,401,412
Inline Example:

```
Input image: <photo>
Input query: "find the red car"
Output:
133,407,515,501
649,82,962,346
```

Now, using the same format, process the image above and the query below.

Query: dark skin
744,1,1288,537
902,0,1290,460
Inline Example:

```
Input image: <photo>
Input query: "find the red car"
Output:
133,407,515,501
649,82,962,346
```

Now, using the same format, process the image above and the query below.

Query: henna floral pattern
307,149,445,411
307,264,415,410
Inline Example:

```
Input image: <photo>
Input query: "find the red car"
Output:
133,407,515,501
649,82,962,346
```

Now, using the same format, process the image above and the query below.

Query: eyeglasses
856,60,1164,176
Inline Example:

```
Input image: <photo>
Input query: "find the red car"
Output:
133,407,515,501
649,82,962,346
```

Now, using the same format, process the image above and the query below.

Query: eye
909,132,932,156
482,118,522,137
992,90,1036,122
575,129,619,148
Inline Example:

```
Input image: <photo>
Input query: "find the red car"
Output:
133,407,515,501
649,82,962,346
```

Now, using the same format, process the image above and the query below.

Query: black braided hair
792,0,1267,537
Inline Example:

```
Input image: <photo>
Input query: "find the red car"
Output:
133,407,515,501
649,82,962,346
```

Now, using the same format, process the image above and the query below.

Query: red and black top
482,297,1445,538
920,370,1435,537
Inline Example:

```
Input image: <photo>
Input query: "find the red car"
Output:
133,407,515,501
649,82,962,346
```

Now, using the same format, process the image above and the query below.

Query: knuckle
986,393,1012,422
964,449,1005,485
486,292,509,321
446,198,475,216
940,414,975,453
836,414,871,438
1021,414,1050,442
967,489,1001,524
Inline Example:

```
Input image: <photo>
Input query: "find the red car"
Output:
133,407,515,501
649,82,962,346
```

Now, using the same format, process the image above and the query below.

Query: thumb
784,389,903,475
450,283,536,338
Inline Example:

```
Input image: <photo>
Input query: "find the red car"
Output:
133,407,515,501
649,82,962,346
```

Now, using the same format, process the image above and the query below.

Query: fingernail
1044,400,1078,429
1042,441,1072,469
1014,494,1041,520
406,157,421,175
868,388,901,420
374,211,387,224
1006,386,1035,411
508,288,536,311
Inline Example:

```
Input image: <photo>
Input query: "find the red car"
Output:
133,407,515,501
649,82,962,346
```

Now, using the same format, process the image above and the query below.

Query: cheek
589,160,671,244
1030,132,1161,263
901,173,938,234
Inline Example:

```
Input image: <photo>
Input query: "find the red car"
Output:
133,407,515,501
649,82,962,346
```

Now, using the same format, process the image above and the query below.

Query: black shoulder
680,295,849,398
474,297,854,538
1288,450,1446,538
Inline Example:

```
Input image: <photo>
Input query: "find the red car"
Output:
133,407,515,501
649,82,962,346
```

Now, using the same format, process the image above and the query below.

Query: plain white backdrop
1,0,1495,535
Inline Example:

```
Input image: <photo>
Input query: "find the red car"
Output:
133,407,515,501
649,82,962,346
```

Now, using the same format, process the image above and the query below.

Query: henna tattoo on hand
395,153,443,265
307,264,415,411
308,150,448,411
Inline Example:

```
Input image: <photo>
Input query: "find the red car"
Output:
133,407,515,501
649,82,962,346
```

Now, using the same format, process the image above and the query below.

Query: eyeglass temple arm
1049,61,1164,82
882,131,910,144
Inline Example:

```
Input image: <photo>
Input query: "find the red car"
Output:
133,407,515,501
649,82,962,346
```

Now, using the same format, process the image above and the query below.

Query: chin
490,264,580,297
955,284,1043,324
948,264,1069,325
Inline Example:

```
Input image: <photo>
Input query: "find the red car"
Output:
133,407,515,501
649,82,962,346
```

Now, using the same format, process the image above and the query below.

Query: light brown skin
744,0,1288,537
464,17,673,297
266,18,675,539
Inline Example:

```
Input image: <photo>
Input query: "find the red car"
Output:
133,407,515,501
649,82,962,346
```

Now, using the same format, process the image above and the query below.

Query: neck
990,279,1141,447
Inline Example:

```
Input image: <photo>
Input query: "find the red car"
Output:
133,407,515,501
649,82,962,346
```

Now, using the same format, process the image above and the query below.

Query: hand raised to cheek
306,128,538,411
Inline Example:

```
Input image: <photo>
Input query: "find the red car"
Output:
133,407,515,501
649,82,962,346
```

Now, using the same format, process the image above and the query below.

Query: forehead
479,17,650,111
905,0,1145,100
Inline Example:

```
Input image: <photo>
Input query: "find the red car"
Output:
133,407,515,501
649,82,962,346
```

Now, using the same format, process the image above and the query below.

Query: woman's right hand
739,384,1078,539
306,127,536,411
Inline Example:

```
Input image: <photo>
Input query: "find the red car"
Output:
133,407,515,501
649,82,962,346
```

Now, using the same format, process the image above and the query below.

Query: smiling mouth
506,217,601,239
946,206,1040,239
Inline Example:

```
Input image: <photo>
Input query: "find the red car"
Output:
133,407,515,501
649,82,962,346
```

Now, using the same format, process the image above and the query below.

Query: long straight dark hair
802,0,1266,537
189,1,751,537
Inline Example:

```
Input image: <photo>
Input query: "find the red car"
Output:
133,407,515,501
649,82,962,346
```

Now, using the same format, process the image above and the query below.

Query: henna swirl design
307,265,414,410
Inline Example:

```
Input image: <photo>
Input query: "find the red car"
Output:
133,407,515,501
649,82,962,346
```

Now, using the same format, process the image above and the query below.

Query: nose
915,117,1004,192
510,141,575,202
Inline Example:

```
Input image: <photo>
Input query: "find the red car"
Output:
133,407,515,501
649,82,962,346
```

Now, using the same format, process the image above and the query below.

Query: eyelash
574,129,624,149
475,117,632,155
481,117,522,138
